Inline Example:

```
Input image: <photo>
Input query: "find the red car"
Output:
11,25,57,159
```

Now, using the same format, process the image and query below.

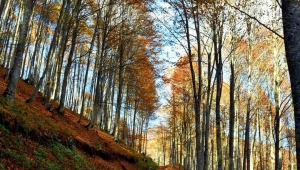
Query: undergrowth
0,92,158,170
0,98,95,170
134,153,158,170
0,123,95,170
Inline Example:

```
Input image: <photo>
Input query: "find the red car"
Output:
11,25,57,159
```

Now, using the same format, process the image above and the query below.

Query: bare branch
225,1,284,39
275,0,282,8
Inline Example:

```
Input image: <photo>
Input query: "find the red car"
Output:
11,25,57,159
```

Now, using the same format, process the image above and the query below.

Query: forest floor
0,66,158,170
157,164,184,170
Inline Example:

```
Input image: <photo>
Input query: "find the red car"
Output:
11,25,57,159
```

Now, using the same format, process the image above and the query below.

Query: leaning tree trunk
27,0,65,103
281,0,300,169
58,0,82,115
113,46,124,141
78,15,98,123
0,0,6,18
87,72,101,128
4,0,35,102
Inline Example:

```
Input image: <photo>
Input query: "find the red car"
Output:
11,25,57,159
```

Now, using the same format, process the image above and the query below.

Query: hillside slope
0,67,157,170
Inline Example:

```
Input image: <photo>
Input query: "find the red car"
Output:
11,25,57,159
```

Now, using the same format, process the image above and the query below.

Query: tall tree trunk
274,35,282,170
87,73,100,128
213,18,223,170
0,0,6,18
236,90,241,170
229,49,235,170
131,98,139,149
78,14,98,122
5,2,23,79
4,0,35,102
243,20,252,170
281,0,300,168
58,0,82,115
27,0,65,103
191,1,203,168
204,52,214,170
180,0,201,169
28,17,45,85
87,0,113,129
113,46,124,141
0,0,12,33
103,63,114,132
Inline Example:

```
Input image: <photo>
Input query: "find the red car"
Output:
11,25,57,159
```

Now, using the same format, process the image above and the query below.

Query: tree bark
179,0,202,169
212,18,223,170
58,0,82,115
274,39,282,170
0,0,6,18
27,0,65,103
229,49,235,170
113,45,124,141
78,15,98,122
4,0,35,102
281,0,300,169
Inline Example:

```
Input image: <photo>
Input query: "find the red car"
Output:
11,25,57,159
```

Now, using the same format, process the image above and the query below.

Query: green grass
0,98,95,170
134,154,158,170
0,97,74,145
0,95,156,170
0,163,5,170
0,125,95,170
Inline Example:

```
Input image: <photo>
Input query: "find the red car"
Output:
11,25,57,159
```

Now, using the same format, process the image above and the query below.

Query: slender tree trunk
87,0,113,129
179,0,201,169
229,40,236,170
27,0,65,103
191,1,204,168
21,39,30,78
87,73,100,128
0,0,6,18
58,0,82,115
78,15,98,122
5,2,23,79
103,64,114,131
131,98,139,149
243,20,252,170
103,66,112,131
113,47,124,141
212,18,223,170
28,19,44,85
204,52,214,170
274,36,282,170
4,0,35,102
258,107,263,170
0,0,12,33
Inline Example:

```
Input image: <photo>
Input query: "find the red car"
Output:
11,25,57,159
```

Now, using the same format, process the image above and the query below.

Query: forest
0,0,300,170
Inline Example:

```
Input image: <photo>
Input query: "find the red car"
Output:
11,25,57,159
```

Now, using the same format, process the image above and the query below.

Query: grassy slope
0,67,157,170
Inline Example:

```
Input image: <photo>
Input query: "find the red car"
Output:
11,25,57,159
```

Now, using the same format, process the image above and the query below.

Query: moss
0,130,95,170
0,124,9,134
34,147,47,157
0,163,4,170
50,142,95,170
0,98,94,170
134,153,158,170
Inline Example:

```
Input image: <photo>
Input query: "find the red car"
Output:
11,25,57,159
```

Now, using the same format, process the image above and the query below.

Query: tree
57,0,82,115
281,0,300,168
4,0,35,102
27,0,66,104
